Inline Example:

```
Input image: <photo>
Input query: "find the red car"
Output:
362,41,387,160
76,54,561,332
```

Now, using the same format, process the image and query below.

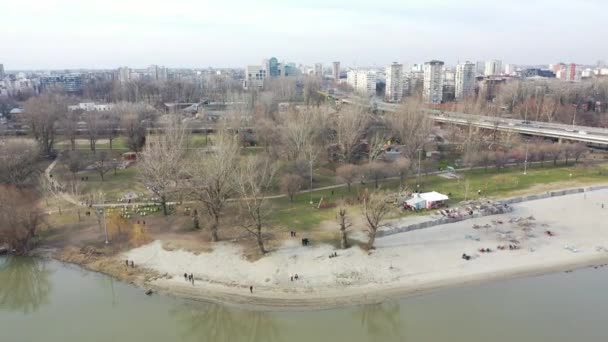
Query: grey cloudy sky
2,0,606,70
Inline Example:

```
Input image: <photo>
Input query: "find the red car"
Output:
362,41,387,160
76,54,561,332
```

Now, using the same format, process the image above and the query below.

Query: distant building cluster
243,57,301,90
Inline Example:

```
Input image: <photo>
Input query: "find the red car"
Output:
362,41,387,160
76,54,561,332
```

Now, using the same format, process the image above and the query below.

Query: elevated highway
341,97,608,147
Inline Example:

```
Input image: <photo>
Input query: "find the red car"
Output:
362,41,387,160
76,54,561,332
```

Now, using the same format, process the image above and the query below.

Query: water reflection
356,301,403,341
0,257,52,314
171,302,281,342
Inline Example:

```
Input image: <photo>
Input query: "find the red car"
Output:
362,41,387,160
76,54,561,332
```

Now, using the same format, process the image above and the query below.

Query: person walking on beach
130,260,134,268
249,286,253,293
184,273,188,281
126,259,129,266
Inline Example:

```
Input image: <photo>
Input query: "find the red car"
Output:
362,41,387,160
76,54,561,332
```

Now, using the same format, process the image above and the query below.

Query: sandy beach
126,188,608,310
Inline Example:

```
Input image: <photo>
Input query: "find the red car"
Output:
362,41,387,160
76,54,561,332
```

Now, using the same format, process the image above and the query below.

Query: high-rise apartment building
148,65,168,81
243,65,267,90
117,67,131,83
347,70,376,95
455,61,476,99
332,62,340,81
385,62,403,102
0,64,4,79
484,60,502,76
314,63,323,77
423,60,444,104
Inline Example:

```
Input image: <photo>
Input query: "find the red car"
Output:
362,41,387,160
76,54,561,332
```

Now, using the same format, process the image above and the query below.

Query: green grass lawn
269,162,608,230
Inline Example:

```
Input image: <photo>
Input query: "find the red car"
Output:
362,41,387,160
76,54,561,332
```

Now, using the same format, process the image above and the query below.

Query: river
1,256,607,342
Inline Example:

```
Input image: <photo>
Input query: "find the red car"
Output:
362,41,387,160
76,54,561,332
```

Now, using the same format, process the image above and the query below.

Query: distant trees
23,93,67,156
385,100,432,159
117,102,157,152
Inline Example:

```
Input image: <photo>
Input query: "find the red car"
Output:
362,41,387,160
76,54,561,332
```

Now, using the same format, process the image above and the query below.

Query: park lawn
269,162,608,231
78,167,147,201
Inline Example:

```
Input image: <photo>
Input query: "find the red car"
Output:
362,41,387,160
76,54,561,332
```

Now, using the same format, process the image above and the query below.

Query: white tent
419,191,449,209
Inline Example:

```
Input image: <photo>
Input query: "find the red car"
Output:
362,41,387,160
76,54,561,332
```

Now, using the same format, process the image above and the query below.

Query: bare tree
281,173,304,202
385,100,432,159
363,192,392,249
188,130,240,241
236,155,277,254
278,107,328,161
104,111,121,150
0,186,43,255
332,107,369,163
23,93,67,156
61,110,80,151
364,161,390,189
337,208,351,249
571,143,587,164
92,151,112,181
64,150,82,180
117,102,157,152
390,157,411,189
367,132,388,163
84,112,101,153
336,164,360,192
138,120,187,216
0,139,40,187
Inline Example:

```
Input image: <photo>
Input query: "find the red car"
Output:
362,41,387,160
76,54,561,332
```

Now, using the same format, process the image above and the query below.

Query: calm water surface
1,256,607,342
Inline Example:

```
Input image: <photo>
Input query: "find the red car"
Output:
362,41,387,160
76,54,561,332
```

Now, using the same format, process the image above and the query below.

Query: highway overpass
341,97,608,147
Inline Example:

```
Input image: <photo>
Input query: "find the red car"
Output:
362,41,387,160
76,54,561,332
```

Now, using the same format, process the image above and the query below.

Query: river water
1,256,607,342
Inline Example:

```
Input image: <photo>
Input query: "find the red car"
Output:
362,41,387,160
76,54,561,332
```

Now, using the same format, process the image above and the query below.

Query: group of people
290,274,300,281
125,260,135,268
461,253,472,261
497,244,521,250
289,231,297,237
329,252,338,258
183,273,194,284
478,248,492,253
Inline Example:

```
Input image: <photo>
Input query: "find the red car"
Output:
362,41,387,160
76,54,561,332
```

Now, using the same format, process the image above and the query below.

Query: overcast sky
2,0,606,70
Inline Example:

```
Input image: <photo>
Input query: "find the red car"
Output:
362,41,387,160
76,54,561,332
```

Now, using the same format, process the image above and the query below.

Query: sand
125,189,608,310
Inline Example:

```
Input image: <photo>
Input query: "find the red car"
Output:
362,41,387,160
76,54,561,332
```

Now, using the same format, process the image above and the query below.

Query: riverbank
113,188,608,310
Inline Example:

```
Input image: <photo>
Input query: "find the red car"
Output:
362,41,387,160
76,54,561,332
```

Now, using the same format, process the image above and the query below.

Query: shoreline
47,186,608,311
147,254,608,312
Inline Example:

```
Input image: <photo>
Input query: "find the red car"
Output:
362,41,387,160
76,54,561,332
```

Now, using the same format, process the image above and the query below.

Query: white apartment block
68,102,114,112
504,64,516,75
314,63,323,77
484,60,502,76
347,70,377,95
385,62,403,102
423,60,444,104
243,65,267,90
455,61,476,99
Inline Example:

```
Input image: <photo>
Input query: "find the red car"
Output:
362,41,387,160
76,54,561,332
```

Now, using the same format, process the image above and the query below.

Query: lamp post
309,159,313,205
523,139,529,175
97,207,109,244
416,148,422,189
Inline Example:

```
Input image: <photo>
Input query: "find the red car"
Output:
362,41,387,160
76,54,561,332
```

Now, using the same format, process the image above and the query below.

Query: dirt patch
56,245,161,286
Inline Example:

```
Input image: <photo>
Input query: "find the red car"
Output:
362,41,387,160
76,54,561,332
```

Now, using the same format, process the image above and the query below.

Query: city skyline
3,0,607,70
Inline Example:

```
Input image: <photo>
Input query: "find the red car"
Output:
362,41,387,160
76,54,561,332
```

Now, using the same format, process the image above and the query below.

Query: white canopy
419,191,449,202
